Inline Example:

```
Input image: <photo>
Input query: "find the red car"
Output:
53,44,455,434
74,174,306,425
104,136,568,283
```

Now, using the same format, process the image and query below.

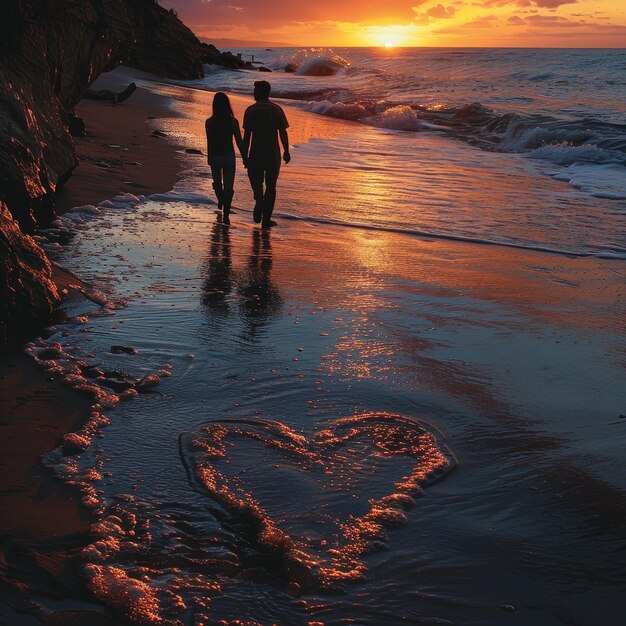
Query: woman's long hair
211,92,234,124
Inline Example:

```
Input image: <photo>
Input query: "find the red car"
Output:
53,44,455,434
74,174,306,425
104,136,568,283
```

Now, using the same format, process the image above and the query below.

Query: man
243,81,290,229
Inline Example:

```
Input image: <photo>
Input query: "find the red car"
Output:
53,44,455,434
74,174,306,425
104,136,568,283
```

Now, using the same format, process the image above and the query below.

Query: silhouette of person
242,81,290,229
205,92,246,225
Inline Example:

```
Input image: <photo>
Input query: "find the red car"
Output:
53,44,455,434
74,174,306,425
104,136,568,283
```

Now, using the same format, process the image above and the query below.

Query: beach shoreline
0,69,190,626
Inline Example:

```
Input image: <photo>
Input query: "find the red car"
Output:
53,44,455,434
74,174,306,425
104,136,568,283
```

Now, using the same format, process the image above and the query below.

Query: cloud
162,0,421,28
480,0,530,6
426,4,457,17
532,0,578,6
413,3,457,24
481,0,577,7
524,14,586,26
508,14,626,29
462,14,498,27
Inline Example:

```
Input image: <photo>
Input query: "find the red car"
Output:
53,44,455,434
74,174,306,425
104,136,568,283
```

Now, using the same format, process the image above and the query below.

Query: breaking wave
300,97,626,199
285,48,350,76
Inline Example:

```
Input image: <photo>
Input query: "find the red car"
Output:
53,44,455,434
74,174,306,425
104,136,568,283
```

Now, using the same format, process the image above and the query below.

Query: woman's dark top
205,116,240,157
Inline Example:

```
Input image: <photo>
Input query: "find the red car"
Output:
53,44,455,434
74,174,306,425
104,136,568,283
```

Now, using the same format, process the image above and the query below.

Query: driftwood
84,82,137,103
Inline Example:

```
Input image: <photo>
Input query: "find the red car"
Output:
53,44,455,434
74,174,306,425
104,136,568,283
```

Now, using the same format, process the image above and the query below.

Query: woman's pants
209,154,236,215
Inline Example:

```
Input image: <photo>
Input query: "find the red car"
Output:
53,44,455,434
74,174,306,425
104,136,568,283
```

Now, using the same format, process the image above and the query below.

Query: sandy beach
56,74,188,214
2,66,626,626
0,71,186,626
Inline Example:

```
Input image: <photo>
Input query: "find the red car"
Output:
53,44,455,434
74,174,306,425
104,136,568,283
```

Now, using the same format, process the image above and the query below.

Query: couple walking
205,80,290,228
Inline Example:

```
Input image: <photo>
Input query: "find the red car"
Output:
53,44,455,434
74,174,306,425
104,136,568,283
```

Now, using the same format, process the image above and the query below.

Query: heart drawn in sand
182,413,455,590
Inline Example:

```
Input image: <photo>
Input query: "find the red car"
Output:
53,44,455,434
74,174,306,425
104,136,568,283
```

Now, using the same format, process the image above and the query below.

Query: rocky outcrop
0,0,203,231
0,0,249,345
128,8,254,76
128,3,205,78
201,44,255,70
0,202,59,346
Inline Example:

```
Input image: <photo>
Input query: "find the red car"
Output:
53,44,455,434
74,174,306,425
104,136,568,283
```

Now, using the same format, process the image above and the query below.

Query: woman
205,92,246,224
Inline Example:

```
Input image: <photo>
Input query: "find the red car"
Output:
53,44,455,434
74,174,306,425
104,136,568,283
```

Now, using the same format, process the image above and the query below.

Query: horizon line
210,44,626,50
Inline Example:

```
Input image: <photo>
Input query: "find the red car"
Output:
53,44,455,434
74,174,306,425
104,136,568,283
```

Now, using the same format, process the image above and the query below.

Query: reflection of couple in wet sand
202,225,281,340
205,80,290,228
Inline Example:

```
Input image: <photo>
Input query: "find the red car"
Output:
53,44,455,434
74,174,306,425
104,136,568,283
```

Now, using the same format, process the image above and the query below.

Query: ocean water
24,59,626,626
191,47,626,204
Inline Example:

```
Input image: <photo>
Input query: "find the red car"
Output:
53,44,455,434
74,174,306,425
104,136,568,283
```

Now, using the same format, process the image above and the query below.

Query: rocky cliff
0,0,245,346
0,203,59,345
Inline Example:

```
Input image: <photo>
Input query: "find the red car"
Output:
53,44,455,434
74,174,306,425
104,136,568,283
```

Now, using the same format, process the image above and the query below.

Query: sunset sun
384,41,394,48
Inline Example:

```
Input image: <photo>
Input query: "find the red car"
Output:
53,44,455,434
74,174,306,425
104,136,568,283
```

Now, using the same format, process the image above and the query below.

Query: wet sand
2,68,625,625
0,69,186,626
56,71,187,214
38,190,626,624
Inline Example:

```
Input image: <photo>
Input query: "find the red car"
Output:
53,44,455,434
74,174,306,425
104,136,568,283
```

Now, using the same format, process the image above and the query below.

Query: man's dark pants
248,160,280,224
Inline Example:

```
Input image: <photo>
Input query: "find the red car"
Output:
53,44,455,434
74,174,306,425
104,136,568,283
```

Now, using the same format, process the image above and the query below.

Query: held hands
283,150,291,164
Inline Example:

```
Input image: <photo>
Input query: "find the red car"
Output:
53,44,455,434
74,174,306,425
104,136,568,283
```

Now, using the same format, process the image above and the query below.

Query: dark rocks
128,3,205,79
258,66,273,73
101,376,134,392
0,202,59,346
0,5,78,231
284,63,297,73
185,148,203,155
68,113,87,137
109,345,138,355
218,51,251,70
199,42,255,70
82,365,105,379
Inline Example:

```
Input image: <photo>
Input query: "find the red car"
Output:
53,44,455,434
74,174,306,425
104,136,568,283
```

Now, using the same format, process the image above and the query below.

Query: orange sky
162,0,626,46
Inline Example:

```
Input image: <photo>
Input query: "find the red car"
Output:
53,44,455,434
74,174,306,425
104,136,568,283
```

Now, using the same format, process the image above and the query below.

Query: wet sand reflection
238,229,282,342
201,216,233,320
202,223,281,343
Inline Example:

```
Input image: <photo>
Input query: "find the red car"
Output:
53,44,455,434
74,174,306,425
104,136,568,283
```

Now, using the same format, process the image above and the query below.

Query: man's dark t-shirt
243,100,289,166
